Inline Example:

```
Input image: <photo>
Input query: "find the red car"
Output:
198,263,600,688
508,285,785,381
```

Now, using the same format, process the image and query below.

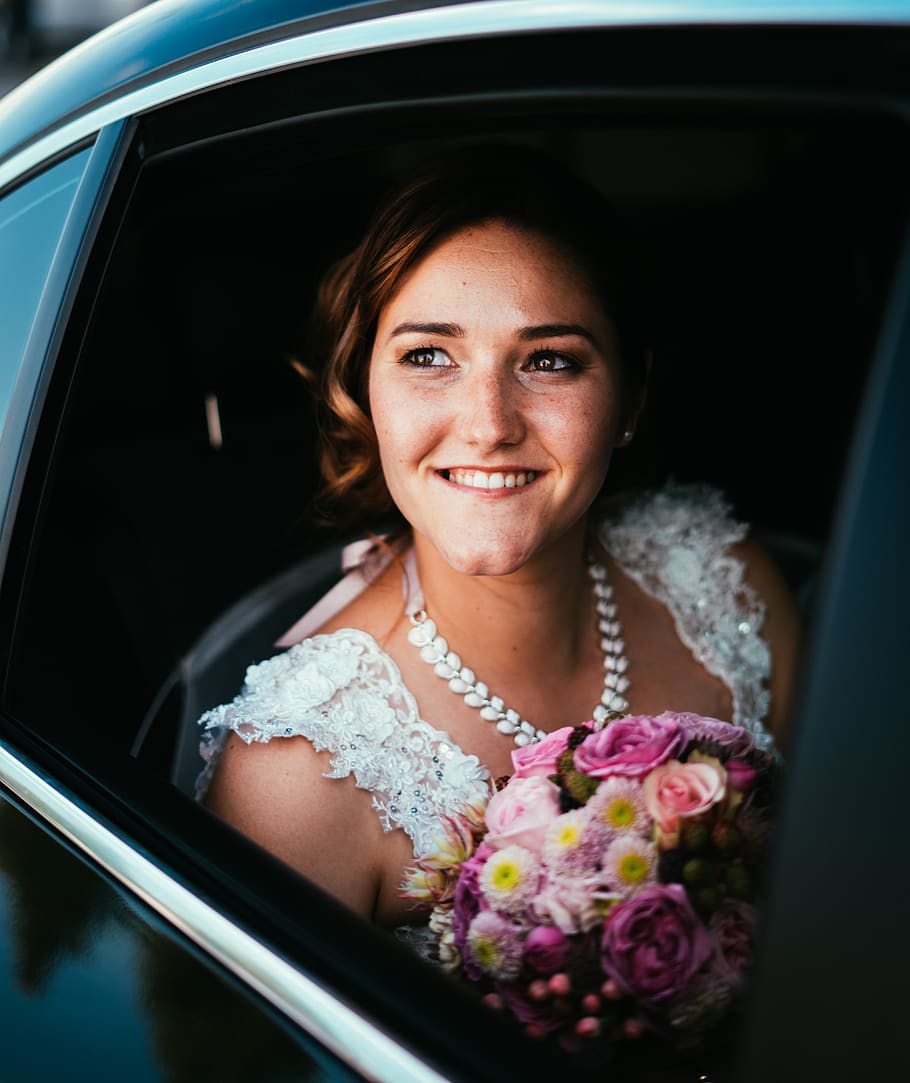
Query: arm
205,732,386,919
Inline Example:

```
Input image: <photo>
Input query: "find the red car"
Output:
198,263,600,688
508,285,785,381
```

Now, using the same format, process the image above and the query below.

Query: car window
0,148,90,431
6,110,909,758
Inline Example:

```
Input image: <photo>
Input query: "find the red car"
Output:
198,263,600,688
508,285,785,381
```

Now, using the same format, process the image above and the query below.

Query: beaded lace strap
598,484,772,731
197,629,490,859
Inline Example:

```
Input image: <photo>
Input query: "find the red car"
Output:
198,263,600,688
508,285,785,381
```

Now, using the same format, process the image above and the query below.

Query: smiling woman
368,220,625,578
198,148,800,949
299,146,648,530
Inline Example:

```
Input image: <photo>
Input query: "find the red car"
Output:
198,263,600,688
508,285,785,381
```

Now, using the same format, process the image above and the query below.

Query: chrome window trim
2,0,909,193
0,740,449,1083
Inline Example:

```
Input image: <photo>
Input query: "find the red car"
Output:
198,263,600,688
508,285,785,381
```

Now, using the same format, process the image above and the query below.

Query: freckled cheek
371,390,446,474
538,391,618,469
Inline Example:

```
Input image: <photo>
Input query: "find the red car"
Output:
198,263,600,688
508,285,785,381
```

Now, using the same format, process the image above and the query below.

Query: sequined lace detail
197,629,491,860
599,483,773,750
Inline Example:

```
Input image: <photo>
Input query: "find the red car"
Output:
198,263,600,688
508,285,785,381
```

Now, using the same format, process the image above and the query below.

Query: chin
430,537,539,578
445,555,527,577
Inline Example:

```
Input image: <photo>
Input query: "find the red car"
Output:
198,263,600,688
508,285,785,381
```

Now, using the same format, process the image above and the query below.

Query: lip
436,467,540,493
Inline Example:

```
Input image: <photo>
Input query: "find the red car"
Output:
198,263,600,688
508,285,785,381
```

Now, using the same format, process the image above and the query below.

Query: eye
526,350,577,373
400,346,452,368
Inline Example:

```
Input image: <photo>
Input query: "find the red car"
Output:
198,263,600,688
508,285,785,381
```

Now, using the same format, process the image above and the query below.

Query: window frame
737,227,910,1083
0,122,130,575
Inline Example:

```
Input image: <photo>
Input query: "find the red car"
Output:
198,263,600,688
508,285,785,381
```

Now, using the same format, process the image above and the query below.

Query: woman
198,147,800,931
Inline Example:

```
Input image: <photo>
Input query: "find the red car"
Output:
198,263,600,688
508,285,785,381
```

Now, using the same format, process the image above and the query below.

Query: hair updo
304,144,647,530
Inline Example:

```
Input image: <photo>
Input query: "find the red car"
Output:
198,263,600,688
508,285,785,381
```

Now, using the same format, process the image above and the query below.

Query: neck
410,520,595,676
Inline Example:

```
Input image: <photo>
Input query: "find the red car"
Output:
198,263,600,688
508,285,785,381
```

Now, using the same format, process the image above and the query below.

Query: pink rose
726,758,759,792
644,759,727,838
523,925,571,973
601,883,713,1004
484,776,561,852
710,900,756,983
675,712,755,758
574,714,687,779
511,725,585,778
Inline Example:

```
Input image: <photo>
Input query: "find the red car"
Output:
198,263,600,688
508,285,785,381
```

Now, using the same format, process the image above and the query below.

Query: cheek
368,371,408,464
545,386,620,472
368,377,442,492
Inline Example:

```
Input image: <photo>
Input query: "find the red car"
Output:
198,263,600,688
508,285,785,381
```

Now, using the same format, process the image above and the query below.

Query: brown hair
304,144,647,530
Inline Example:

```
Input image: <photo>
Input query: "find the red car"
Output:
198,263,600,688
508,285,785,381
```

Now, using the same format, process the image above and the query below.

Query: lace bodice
599,484,771,728
197,484,775,866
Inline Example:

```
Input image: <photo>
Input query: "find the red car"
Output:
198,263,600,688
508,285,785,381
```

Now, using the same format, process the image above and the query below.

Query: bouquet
402,712,778,1053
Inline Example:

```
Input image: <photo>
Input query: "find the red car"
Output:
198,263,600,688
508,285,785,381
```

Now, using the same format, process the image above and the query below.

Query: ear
615,348,653,447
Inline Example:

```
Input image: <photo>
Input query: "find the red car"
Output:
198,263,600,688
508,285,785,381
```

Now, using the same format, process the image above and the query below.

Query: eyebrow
387,321,598,346
519,323,599,347
388,321,465,339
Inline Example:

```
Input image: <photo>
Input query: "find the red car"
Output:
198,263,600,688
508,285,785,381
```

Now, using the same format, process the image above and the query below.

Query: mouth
438,468,538,491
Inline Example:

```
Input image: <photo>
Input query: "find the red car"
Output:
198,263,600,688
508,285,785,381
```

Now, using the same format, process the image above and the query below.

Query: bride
197,147,800,930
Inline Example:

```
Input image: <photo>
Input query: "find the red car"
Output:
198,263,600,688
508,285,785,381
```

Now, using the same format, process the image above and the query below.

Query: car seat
133,543,345,796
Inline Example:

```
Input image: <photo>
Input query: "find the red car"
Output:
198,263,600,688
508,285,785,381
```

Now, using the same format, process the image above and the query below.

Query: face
368,220,626,576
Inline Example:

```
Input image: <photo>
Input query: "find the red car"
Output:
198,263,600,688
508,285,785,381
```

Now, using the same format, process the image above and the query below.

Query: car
0,1,908,1079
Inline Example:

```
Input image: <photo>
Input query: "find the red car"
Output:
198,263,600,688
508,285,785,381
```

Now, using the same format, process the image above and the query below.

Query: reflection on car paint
0,797,347,1082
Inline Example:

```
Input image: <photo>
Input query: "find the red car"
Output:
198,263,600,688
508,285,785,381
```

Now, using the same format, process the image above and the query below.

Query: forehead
379,220,606,324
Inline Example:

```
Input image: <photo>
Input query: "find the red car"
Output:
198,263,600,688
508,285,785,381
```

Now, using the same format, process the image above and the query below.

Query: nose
455,366,525,450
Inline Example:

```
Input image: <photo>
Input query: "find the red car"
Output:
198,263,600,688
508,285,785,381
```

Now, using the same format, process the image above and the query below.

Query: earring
621,428,635,445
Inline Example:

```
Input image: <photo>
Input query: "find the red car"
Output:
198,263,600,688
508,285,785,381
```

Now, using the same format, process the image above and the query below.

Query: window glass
0,148,91,430
6,113,909,768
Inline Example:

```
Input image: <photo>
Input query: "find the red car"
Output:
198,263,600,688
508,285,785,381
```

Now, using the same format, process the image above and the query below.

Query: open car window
1,22,909,1082
6,95,908,763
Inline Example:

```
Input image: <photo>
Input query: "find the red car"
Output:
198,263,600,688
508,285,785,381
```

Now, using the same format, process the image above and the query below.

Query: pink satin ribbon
275,538,423,647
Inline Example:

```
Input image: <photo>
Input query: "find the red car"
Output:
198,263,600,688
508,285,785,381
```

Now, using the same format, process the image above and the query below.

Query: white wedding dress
196,486,776,896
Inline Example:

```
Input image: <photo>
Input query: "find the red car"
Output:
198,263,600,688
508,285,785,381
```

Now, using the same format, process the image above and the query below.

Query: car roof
0,0,423,167
2,0,910,177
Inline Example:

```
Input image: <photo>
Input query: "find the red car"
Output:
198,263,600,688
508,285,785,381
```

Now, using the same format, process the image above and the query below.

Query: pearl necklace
406,561,630,748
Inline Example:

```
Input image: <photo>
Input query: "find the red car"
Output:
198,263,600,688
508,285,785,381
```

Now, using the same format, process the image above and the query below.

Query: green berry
564,769,600,804
711,821,741,852
726,862,752,900
681,821,710,852
694,884,721,915
682,858,711,885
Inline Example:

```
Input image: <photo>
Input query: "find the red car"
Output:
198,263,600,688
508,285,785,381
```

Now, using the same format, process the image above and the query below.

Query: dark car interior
6,42,908,760
1,25,909,1082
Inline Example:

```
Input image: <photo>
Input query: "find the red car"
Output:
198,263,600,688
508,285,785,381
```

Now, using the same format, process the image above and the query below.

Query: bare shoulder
732,535,804,746
204,731,386,918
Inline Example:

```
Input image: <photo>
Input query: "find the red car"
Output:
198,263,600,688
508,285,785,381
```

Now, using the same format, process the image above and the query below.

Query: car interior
1,25,909,1080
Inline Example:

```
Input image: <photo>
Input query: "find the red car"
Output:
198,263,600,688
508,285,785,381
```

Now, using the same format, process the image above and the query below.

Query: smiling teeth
447,469,536,489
